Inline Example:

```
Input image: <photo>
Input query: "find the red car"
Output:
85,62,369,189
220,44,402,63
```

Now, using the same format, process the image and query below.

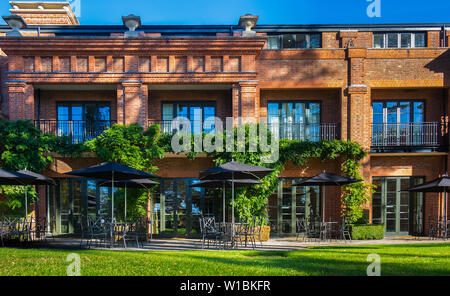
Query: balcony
371,122,442,152
35,120,115,144
268,122,338,141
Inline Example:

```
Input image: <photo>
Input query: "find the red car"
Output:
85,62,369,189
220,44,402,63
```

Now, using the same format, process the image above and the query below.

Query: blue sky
1,0,450,25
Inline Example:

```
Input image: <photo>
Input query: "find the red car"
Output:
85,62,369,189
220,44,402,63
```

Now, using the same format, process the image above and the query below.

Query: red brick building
1,2,449,237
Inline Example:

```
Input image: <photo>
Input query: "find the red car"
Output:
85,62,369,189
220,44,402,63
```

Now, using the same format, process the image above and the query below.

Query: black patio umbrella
292,172,362,223
0,168,36,185
97,179,159,222
192,179,262,224
65,162,159,222
17,169,56,218
405,176,450,236
199,161,274,229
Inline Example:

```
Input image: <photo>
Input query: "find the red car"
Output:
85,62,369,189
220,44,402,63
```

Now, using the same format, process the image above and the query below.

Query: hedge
351,224,385,240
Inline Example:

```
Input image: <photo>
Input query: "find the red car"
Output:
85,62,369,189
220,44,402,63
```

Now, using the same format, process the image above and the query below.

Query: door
372,177,424,235
276,179,321,236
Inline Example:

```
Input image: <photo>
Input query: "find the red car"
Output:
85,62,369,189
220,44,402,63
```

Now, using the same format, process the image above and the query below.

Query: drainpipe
443,25,447,47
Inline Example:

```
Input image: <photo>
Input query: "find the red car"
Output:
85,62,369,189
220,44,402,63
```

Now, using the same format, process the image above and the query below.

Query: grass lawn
0,243,449,276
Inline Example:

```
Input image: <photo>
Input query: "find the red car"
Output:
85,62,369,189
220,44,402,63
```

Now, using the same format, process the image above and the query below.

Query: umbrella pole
125,184,127,222
322,185,325,223
25,186,28,220
445,188,448,238
111,171,115,247
232,172,235,243
223,182,226,224
112,172,115,222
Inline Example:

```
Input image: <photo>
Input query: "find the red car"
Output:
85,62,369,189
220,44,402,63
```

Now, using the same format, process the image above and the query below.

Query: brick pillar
232,83,240,125
120,81,148,126
346,48,371,188
116,84,125,124
238,80,259,124
6,81,34,121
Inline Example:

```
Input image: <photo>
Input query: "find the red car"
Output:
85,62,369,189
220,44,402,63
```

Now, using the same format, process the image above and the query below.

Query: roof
0,23,449,37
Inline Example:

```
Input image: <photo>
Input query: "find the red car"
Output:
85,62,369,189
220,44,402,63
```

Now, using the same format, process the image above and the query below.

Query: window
372,101,424,125
161,102,216,134
267,101,321,141
266,34,321,49
373,33,426,48
57,102,111,143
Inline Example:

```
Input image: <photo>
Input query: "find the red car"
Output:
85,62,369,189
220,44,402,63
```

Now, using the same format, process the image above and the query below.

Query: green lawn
0,243,449,276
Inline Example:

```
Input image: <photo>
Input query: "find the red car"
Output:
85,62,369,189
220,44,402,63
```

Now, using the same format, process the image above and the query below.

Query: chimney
9,1,80,25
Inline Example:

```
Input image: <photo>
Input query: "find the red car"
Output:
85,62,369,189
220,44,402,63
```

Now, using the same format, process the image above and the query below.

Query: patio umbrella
65,162,159,222
192,179,262,224
292,172,362,223
199,161,274,231
17,169,56,218
0,168,36,185
97,179,159,222
405,176,450,237
0,168,37,218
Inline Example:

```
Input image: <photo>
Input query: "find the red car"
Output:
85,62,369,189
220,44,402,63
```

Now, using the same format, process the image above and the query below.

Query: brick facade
1,8,450,235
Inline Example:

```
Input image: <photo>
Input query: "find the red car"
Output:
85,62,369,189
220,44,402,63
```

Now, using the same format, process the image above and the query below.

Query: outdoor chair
244,218,258,250
306,217,320,242
444,220,450,241
233,218,251,248
296,218,308,241
428,216,439,240
340,216,352,242
86,217,110,248
319,222,332,242
120,222,143,248
199,217,223,249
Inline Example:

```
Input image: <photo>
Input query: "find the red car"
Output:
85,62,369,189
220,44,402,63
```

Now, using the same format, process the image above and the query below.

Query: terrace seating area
295,216,352,243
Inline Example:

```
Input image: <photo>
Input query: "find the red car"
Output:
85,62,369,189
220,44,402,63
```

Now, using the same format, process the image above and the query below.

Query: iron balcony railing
148,119,220,134
371,122,440,148
35,120,115,144
268,122,338,141
148,120,339,141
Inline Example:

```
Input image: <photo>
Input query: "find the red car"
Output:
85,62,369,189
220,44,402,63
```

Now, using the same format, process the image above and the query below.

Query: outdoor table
216,222,249,249
321,222,338,241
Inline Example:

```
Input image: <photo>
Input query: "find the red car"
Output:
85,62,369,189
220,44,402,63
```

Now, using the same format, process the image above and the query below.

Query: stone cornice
6,71,258,84
0,37,267,56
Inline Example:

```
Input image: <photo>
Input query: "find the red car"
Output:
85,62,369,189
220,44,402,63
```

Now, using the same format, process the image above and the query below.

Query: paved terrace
15,236,449,251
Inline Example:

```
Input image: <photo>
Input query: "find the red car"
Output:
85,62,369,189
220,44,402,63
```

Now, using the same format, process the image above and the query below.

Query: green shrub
351,224,385,240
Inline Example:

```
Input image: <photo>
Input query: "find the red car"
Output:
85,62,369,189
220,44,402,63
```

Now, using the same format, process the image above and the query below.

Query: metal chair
86,217,109,248
199,216,223,249
340,216,352,242
428,216,439,240
296,218,307,241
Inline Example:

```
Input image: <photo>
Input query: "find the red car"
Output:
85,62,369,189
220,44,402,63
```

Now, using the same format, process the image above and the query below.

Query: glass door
372,177,424,235
275,179,321,236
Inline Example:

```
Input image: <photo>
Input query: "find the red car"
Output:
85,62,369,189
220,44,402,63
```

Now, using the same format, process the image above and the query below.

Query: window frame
373,32,427,49
265,33,322,50
267,100,322,124
371,100,426,124
56,101,111,122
